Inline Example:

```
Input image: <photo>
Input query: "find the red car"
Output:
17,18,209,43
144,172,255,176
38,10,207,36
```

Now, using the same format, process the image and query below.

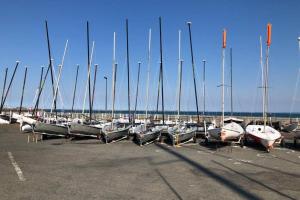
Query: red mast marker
267,23,272,47
222,29,227,49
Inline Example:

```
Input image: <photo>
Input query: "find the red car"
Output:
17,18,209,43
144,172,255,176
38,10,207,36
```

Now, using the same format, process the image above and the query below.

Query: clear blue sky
0,0,300,113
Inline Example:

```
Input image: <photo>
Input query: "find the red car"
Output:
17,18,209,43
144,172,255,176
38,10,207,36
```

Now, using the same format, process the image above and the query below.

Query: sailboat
32,21,69,138
18,66,45,132
135,29,161,146
245,24,282,152
0,62,19,124
34,37,69,137
206,29,244,145
69,22,102,139
167,28,197,146
101,20,132,143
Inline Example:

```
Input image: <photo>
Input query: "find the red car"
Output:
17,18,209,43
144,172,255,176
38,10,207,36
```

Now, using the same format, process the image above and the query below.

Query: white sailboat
101,23,131,144
245,24,281,152
134,29,161,146
207,29,244,144
167,28,197,146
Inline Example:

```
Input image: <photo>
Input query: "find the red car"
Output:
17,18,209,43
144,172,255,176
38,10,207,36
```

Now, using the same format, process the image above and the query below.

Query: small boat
34,121,69,137
12,113,36,125
102,123,131,143
69,122,102,138
208,122,244,142
245,25,282,152
281,122,298,132
205,30,244,145
168,125,197,146
0,113,17,124
246,125,281,152
135,127,161,146
0,116,9,124
21,123,33,132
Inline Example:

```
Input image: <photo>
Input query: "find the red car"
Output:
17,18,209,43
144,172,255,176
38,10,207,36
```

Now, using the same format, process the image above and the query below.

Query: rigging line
289,40,300,117
51,40,68,113
82,41,95,113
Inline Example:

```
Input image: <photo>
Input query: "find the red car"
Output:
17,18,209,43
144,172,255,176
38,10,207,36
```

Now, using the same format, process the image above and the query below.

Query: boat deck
0,124,299,200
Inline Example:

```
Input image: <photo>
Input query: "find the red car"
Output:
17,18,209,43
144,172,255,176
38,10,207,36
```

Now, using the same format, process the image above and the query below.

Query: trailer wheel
240,137,244,148
126,135,131,140
244,136,248,146
280,138,286,147
204,138,209,146
159,135,163,143
294,138,297,147
193,136,197,143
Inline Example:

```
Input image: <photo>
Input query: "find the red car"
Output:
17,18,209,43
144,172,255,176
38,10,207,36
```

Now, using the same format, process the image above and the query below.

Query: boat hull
0,114,17,124
102,126,131,143
69,123,101,138
34,122,69,137
246,125,281,150
168,128,196,146
208,122,244,141
136,130,161,146
282,122,298,132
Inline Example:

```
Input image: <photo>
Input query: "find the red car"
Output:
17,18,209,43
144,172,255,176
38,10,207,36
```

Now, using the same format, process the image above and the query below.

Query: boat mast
91,64,98,110
145,29,151,121
202,60,206,116
156,69,161,116
1,67,8,107
112,32,117,119
19,67,28,114
71,64,79,114
36,67,44,114
45,21,57,118
230,48,233,117
221,29,227,127
159,17,165,125
82,41,95,114
187,22,200,124
32,63,52,116
134,62,141,122
260,36,265,126
0,61,19,113
126,19,131,122
104,76,108,113
177,30,183,120
264,23,272,129
86,21,92,122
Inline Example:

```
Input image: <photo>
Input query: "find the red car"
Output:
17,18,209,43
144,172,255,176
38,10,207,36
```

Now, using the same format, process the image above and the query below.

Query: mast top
16,60,20,63
187,22,192,25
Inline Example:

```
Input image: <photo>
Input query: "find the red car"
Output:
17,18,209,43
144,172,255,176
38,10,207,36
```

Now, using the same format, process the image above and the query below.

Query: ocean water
47,109,300,118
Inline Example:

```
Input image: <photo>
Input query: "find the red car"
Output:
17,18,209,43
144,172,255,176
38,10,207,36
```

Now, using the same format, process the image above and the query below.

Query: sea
47,109,300,118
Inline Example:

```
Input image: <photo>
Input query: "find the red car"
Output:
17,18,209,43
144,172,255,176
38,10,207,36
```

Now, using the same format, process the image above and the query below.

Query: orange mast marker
222,29,227,48
267,23,272,47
